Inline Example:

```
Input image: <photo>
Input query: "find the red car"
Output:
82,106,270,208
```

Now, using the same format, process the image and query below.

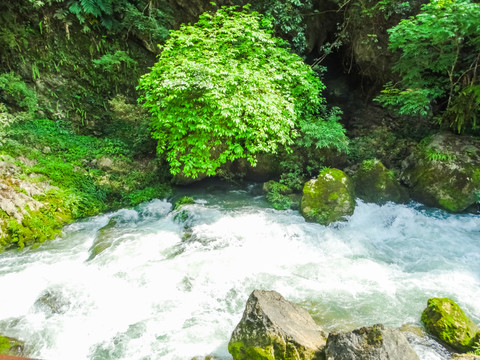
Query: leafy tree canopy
375,0,480,133
138,5,347,178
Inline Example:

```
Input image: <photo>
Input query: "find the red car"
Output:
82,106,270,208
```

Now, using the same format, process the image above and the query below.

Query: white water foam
0,192,478,359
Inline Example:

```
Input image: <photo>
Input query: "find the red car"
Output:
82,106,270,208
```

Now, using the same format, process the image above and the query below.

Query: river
0,180,479,360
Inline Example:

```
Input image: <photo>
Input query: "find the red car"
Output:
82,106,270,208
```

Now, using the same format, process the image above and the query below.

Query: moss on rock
401,133,480,213
421,297,480,353
0,335,25,356
300,168,355,225
353,159,408,204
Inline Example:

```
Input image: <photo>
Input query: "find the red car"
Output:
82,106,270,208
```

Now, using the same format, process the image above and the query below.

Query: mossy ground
0,116,171,251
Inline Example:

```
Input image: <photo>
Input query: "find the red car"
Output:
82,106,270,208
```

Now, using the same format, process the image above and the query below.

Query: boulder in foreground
325,323,420,360
421,297,480,353
228,290,327,360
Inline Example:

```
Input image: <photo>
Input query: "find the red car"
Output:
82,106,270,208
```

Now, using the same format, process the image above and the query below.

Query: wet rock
34,289,71,316
301,168,355,225
451,354,480,360
353,159,408,204
421,297,480,353
0,335,25,356
88,217,119,260
401,132,480,213
325,323,420,360
228,290,327,360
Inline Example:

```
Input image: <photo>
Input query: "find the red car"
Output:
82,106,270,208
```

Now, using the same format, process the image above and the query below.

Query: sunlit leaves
376,0,480,133
138,6,345,178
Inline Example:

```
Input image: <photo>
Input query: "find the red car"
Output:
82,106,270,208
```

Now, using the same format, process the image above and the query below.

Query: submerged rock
228,290,327,360
324,323,420,360
34,289,71,316
421,297,480,353
300,168,355,225
353,159,408,204
401,132,480,213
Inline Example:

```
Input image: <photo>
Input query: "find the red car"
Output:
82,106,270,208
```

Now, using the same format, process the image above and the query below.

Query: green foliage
252,0,313,53
93,50,137,73
264,180,293,210
419,136,457,163
0,72,38,113
469,340,480,355
0,116,170,250
138,6,347,178
128,185,171,207
375,0,480,133
173,196,195,211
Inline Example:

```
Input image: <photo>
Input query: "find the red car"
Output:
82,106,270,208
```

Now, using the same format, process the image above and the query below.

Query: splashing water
0,181,478,360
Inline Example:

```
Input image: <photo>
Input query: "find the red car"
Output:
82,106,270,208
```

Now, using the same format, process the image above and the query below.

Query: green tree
138,5,347,178
375,0,480,133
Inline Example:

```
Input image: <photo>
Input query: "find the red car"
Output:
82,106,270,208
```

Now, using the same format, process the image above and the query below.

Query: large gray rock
401,132,480,213
301,168,355,225
325,324,420,360
228,290,327,360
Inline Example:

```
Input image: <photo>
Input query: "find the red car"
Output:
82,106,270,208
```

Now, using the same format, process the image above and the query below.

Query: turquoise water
0,181,478,359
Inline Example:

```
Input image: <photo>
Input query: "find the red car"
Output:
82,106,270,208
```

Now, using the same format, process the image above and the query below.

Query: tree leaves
376,0,480,133
138,6,347,178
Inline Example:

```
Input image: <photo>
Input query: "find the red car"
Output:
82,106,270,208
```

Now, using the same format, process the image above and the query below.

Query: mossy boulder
421,297,480,352
300,168,355,225
0,335,25,356
353,159,408,205
401,133,480,213
228,290,327,360
325,324,420,360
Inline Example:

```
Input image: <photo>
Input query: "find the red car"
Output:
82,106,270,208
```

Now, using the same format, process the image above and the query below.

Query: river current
0,181,479,360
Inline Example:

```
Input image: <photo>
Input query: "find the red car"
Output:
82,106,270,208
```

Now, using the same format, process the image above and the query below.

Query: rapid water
0,181,478,360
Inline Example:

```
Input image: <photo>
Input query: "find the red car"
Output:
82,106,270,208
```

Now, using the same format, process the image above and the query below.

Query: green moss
421,297,479,353
174,196,195,211
354,159,408,204
0,335,24,355
228,341,275,360
301,168,355,225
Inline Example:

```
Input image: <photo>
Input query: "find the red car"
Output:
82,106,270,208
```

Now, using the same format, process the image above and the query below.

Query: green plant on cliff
138,5,347,178
375,0,480,134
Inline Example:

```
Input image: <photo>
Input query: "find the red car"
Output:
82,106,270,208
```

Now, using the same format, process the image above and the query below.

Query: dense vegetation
376,0,480,134
0,0,479,250
138,6,347,178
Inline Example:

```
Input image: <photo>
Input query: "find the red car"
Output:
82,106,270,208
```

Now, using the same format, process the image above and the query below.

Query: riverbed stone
401,132,480,213
324,323,420,360
451,354,480,360
300,168,355,225
421,297,480,353
228,290,327,360
353,159,408,204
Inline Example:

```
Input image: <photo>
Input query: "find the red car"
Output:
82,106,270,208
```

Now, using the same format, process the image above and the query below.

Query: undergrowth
0,115,170,251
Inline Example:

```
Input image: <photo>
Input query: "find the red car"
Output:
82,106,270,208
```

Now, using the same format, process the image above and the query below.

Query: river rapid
0,180,479,360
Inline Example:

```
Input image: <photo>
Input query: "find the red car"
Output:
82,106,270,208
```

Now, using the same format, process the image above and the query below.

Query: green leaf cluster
0,72,38,113
252,0,313,53
138,6,346,178
376,0,480,133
